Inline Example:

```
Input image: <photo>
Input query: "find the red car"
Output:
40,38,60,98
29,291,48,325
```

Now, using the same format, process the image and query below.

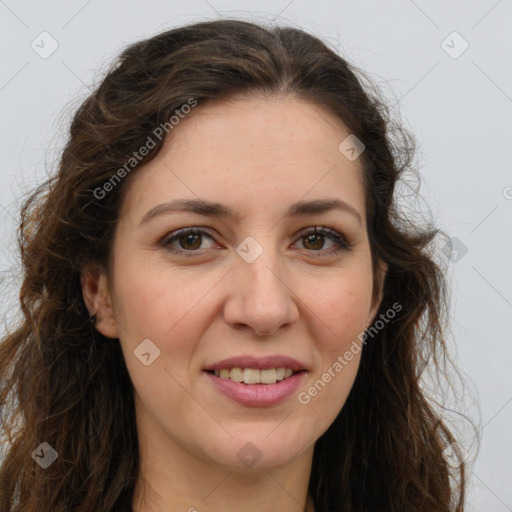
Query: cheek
309,270,374,353
111,264,208,417
111,258,223,370
298,277,371,422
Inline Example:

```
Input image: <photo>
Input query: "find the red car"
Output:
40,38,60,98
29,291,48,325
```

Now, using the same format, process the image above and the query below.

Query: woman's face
84,94,384,472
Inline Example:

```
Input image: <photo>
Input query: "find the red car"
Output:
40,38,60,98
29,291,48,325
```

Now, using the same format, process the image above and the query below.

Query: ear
367,260,388,327
80,264,119,339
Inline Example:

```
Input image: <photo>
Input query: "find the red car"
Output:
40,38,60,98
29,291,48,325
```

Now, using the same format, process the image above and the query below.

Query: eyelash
159,226,353,257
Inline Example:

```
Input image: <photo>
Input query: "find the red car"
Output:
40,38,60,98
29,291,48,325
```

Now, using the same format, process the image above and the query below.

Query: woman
0,19,468,511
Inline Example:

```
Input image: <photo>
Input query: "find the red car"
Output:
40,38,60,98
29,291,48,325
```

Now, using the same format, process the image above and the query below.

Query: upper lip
204,355,308,372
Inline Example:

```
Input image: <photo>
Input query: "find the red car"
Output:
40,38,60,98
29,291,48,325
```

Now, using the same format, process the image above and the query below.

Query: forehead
119,94,366,224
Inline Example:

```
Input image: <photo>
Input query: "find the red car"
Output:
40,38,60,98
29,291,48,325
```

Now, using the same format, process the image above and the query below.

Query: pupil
181,234,201,250
305,234,323,250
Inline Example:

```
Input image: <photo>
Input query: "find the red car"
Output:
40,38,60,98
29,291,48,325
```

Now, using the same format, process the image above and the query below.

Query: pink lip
204,370,307,407
203,354,308,372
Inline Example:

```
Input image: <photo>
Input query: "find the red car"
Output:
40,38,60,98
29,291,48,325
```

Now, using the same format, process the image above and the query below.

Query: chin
200,432,313,472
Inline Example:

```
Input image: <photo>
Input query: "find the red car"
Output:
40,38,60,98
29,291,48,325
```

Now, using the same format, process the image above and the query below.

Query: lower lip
203,370,307,407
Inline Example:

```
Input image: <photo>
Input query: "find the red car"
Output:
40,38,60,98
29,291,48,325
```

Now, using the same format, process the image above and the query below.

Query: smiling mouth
205,367,304,385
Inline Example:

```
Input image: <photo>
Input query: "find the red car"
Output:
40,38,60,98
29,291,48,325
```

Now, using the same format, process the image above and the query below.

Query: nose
223,247,299,338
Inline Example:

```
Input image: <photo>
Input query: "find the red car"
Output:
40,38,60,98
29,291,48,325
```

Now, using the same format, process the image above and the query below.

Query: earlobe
80,265,119,339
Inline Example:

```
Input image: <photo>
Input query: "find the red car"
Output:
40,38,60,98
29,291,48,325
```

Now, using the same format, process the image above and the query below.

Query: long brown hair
0,19,471,511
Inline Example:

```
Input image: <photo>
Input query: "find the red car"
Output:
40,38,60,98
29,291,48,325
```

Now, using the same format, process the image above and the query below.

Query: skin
82,93,386,512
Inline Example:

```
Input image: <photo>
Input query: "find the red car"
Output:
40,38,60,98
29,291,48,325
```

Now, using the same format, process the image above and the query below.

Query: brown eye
302,232,325,250
297,227,352,255
177,232,202,250
161,228,216,255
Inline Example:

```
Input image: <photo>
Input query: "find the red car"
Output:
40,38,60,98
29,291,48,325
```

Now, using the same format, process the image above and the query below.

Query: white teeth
212,367,297,384
260,368,276,384
230,368,243,383
243,368,260,384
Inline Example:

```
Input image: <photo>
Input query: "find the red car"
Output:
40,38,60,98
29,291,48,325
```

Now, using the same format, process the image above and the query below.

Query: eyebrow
140,197,363,226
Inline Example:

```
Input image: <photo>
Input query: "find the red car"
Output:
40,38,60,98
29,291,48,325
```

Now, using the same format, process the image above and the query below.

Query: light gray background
1,1,511,510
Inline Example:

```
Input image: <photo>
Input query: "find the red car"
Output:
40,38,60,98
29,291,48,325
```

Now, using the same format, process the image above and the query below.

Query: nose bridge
225,231,298,335
237,232,287,301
